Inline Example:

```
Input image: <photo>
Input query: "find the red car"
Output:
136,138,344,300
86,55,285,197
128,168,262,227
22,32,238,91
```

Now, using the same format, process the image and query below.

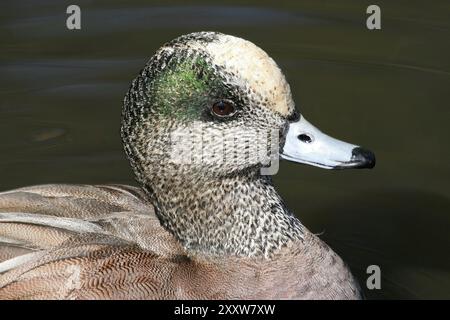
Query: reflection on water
1,0,449,299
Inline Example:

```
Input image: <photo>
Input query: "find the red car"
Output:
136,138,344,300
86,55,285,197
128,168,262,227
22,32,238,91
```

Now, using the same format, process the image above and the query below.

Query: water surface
1,0,449,299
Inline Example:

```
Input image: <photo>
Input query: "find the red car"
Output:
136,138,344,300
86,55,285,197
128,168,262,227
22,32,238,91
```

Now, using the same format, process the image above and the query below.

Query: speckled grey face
121,31,375,184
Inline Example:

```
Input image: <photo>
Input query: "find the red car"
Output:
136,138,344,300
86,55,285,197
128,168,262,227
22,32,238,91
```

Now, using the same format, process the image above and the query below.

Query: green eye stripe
151,56,224,120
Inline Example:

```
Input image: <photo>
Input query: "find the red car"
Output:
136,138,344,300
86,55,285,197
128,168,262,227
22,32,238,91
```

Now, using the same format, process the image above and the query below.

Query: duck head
121,32,375,257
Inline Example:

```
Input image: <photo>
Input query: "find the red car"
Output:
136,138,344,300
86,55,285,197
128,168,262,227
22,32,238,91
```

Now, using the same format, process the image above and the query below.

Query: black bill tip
351,147,376,169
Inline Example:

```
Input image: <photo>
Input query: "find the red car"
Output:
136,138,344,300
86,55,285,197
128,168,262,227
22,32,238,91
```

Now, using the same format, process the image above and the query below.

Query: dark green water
1,0,449,299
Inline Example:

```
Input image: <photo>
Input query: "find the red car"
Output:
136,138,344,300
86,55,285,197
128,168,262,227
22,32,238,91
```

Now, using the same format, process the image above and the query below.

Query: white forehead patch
188,34,295,116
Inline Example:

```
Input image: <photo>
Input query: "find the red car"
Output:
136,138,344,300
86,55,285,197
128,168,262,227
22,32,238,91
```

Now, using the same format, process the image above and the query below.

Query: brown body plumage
0,184,360,299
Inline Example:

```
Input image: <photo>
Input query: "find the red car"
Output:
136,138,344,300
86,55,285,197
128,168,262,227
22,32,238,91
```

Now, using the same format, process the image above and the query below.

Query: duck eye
211,100,236,118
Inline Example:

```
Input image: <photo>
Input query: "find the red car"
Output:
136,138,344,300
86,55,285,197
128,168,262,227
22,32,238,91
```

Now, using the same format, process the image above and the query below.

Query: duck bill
280,117,375,170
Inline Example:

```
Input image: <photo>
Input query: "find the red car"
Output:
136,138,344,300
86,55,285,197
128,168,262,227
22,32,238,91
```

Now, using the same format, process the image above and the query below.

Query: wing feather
0,184,186,299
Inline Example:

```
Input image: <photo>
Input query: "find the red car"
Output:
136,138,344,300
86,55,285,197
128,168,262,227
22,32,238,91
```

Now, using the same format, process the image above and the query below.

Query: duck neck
142,172,304,258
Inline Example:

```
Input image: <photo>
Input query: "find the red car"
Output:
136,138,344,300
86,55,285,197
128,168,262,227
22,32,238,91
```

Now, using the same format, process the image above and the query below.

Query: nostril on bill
297,134,313,143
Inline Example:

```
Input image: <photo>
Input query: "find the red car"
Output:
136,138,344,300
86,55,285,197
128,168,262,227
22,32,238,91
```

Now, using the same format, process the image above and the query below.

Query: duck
0,32,375,300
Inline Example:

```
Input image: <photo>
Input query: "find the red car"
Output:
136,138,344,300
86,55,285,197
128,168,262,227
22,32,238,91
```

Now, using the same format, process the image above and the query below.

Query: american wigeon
0,32,375,299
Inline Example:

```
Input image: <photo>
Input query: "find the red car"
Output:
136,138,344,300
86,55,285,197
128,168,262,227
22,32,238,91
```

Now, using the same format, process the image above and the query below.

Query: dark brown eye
211,100,236,118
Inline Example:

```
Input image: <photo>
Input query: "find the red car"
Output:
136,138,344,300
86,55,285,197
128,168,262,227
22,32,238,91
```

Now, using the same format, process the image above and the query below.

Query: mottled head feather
183,32,295,116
